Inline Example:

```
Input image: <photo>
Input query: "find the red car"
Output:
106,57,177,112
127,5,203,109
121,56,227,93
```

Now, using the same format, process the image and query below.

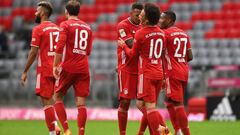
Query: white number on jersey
74,29,88,50
174,37,187,58
149,38,163,59
49,31,59,52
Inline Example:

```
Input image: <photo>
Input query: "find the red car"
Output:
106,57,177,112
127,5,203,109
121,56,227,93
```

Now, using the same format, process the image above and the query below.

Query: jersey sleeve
55,22,67,54
117,23,133,42
86,29,93,56
124,31,141,58
31,27,41,47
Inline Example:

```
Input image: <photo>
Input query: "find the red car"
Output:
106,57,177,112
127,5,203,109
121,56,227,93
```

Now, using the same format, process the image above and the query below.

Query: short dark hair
144,3,160,25
37,1,53,17
131,3,143,10
65,0,80,16
164,11,176,23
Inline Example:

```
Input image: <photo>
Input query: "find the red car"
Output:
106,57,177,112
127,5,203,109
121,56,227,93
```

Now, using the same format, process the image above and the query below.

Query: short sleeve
117,23,133,42
55,22,68,54
31,27,41,47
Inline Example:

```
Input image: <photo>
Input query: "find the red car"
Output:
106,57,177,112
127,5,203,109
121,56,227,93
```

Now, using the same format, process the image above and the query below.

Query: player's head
65,0,80,19
130,3,143,25
35,1,53,23
159,11,176,29
140,3,160,26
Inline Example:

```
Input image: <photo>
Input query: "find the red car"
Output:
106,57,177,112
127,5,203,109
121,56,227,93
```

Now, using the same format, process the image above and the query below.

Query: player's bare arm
187,49,193,62
53,53,62,79
125,38,134,48
21,46,38,86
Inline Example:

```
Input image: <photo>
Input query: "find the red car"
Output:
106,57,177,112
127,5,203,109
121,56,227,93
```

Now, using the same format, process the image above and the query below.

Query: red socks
166,102,180,133
147,110,162,135
118,101,130,135
54,101,69,132
138,107,153,135
44,106,56,132
77,106,87,135
175,106,190,135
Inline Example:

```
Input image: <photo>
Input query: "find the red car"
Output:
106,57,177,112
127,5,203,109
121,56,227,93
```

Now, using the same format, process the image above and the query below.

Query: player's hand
118,38,125,48
21,72,28,86
53,66,61,79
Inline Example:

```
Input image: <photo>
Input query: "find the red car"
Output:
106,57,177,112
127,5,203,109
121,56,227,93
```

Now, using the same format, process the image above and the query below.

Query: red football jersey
124,26,166,80
117,18,141,74
164,26,191,81
31,21,60,77
55,18,92,73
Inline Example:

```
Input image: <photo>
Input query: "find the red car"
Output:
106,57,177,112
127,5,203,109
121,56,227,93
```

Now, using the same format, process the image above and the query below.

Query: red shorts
118,70,138,99
55,70,90,97
35,73,55,99
165,77,187,102
137,74,163,103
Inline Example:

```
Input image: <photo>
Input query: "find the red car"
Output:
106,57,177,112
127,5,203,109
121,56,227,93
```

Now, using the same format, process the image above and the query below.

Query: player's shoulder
117,18,129,28
167,26,188,36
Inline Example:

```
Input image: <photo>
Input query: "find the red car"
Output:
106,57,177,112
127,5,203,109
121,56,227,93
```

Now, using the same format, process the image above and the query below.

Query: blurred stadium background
0,0,240,123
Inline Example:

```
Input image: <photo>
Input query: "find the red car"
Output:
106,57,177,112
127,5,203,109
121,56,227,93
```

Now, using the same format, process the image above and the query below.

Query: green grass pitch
0,120,239,135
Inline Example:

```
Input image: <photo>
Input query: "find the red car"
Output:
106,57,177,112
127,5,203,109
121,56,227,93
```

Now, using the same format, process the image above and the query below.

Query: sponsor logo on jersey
119,29,126,38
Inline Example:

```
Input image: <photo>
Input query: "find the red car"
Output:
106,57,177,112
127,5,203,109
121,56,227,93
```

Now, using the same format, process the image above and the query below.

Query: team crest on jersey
119,29,126,38
123,88,128,95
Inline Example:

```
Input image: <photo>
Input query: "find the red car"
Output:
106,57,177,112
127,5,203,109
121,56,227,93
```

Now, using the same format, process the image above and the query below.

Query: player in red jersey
20,1,61,135
53,1,92,135
119,3,171,135
159,11,193,135
116,3,143,135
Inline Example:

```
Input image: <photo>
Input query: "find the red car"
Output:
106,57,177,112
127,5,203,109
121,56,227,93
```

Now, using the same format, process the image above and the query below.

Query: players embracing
118,3,172,135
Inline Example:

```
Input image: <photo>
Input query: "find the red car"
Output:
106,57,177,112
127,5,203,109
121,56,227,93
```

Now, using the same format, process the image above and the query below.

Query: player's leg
75,96,87,135
41,97,57,135
36,75,60,135
54,92,70,133
118,98,131,135
165,100,181,135
73,73,90,135
117,71,136,135
165,78,181,135
166,78,190,135
143,79,167,135
54,70,73,135
136,99,153,135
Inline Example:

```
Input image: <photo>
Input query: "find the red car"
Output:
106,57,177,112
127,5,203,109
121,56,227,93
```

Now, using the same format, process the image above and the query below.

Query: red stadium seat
205,31,216,39
169,0,198,3
222,2,234,11
175,21,193,30
98,23,116,32
79,14,98,23
22,7,36,21
3,16,13,31
117,13,129,23
214,20,223,30
226,30,240,38
12,8,24,17
157,3,170,12
55,15,66,26
0,0,12,7
95,31,117,40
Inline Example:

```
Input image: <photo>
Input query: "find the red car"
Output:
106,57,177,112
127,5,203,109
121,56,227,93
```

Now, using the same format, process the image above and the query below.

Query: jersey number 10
149,38,163,59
